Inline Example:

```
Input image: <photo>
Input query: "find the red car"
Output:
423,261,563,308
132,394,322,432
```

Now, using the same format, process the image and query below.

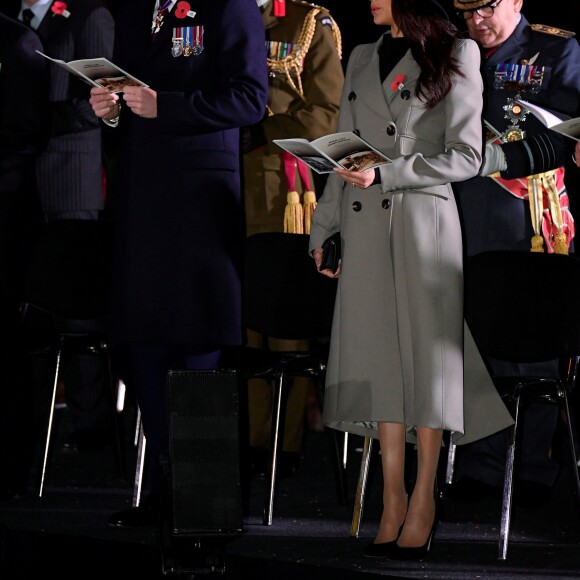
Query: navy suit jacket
109,0,268,346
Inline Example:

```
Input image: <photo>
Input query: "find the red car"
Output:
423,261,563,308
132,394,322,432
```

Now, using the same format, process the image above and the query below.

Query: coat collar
354,33,418,122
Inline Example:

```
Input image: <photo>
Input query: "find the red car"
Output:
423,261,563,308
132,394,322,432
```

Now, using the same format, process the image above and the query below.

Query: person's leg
123,345,173,502
397,426,442,548
374,421,408,544
110,344,222,526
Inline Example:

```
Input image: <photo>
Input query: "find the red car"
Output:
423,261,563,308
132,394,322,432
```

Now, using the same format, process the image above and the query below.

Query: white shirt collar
19,0,52,29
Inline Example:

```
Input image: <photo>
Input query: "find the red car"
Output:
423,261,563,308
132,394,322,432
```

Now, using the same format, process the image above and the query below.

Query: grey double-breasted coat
309,34,513,445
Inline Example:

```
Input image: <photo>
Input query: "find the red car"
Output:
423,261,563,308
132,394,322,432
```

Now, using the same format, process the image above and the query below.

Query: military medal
171,28,183,57
191,26,204,56
152,0,173,36
493,59,546,142
502,96,528,141
183,26,193,56
494,62,546,94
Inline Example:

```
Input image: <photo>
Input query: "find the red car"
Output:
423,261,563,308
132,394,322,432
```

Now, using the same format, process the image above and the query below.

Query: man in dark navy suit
0,12,50,499
89,0,268,527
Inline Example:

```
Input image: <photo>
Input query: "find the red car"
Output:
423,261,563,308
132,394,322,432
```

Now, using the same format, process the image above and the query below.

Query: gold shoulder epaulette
531,24,575,39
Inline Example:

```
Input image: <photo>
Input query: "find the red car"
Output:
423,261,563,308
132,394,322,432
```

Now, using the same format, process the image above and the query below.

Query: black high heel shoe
389,519,437,560
390,489,439,561
362,523,404,559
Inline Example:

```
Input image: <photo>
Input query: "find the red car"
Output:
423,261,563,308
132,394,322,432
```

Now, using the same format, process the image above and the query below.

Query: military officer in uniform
448,0,580,503
242,0,344,474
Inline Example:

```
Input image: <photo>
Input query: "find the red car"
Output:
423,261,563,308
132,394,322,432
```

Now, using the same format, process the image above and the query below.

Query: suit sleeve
499,129,574,178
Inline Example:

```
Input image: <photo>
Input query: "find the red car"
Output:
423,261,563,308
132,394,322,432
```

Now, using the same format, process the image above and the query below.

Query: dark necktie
22,8,34,27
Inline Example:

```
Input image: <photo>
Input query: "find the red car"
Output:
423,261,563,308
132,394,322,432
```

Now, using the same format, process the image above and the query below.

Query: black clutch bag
320,232,341,273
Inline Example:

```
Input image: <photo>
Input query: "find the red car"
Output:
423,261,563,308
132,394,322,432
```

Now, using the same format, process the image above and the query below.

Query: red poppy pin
175,1,194,19
390,74,406,92
51,1,70,17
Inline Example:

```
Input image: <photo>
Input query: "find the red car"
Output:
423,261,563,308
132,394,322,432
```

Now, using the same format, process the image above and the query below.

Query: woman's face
370,0,395,27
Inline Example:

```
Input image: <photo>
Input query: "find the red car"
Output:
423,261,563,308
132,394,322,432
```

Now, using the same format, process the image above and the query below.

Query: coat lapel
37,0,70,41
383,50,419,107
352,38,391,121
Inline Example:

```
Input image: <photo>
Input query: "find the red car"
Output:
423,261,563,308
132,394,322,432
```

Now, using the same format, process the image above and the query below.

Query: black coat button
348,91,356,101
386,124,396,136
401,89,411,100
352,201,362,212
382,198,391,209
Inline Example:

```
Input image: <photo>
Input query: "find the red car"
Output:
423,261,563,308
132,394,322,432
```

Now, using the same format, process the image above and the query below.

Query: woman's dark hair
391,0,464,109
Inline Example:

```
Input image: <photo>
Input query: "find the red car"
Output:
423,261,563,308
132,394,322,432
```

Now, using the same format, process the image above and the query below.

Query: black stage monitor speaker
166,369,242,537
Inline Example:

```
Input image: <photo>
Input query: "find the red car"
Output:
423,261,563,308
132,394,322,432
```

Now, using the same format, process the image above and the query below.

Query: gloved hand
479,142,507,176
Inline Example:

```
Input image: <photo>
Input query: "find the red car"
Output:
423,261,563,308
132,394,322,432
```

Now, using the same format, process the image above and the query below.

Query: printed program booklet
517,99,580,142
273,131,391,174
37,51,148,93
484,120,503,144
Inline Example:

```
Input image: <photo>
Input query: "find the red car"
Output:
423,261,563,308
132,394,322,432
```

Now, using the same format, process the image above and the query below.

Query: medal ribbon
152,0,174,39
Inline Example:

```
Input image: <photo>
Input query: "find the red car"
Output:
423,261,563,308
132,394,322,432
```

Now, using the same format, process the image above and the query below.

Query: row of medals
496,61,545,142
154,9,203,57
172,35,203,58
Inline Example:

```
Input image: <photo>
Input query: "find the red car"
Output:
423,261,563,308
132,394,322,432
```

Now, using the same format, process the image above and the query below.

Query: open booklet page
517,99,580,142
274,131,391,174
484,121,503,144
36,51,148,93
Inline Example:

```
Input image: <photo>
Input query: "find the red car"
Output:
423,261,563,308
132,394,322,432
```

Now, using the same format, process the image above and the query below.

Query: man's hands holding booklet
89,85,159,122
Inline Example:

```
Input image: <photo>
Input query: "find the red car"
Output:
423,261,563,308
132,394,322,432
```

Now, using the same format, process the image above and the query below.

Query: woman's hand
312,248,341,278
89,87,119,121
334,167,376,189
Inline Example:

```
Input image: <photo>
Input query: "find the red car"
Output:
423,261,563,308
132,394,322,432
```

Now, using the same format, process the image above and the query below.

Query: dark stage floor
1,404,579,579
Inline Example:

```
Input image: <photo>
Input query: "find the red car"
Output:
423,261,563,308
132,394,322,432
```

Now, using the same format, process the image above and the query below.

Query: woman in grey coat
309,0,513,559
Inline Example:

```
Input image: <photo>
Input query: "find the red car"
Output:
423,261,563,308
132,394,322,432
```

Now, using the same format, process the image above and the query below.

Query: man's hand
122,86,158,119
89,87,119,121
